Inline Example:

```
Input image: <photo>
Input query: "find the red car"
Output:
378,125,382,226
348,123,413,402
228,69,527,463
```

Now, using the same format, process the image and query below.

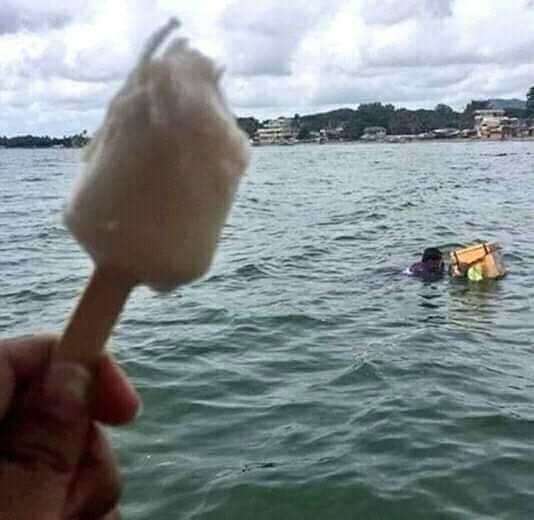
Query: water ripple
2,144,534,519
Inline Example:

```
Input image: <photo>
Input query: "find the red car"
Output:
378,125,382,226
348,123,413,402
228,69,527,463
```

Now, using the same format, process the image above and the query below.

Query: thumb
0,363,91,520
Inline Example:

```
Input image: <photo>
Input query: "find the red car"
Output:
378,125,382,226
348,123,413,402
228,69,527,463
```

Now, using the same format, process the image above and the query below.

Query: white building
474,109,520,139
361,126,387,141
255,117,297,145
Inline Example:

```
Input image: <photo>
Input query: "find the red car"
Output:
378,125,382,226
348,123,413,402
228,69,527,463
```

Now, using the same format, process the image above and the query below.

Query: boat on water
432,128,460,138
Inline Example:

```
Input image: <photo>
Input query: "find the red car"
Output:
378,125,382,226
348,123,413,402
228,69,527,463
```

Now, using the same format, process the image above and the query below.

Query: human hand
0,335,140,519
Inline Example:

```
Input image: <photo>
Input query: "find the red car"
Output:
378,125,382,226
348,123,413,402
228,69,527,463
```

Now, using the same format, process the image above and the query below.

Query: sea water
1,142,533,519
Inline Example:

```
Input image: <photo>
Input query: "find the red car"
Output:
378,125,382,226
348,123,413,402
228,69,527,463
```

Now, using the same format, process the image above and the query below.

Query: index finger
91,356,141,425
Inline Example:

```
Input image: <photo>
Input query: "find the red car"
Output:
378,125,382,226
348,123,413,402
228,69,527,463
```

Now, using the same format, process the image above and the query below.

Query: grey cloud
329,1,533,74
225,75,309,108
0,76,113,114
0,1,83,35
410,66,474,89
360,18,490,69
222,32,293,76
60,46,132,84
11,40,68,80
363,45,489,68
221,0,338,36
308,59,533,111
2,103,104,137
4,34,131,85
1,90,30,110
360,0,453,26
220,0,341,76
61,69,125,84
423,0,454,18
52,92,114,112
362,26,534,69
477,65,534,96
496,38,534,64
309,74,420,106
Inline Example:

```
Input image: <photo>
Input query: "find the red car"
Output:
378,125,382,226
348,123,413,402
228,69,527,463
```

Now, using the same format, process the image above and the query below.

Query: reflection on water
448,277,503,329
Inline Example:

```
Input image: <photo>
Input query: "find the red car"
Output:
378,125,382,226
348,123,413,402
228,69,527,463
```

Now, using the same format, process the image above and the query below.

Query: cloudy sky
2,0,534,136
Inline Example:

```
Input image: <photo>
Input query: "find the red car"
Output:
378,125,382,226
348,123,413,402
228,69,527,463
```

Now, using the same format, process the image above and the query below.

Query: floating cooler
449,242,506,280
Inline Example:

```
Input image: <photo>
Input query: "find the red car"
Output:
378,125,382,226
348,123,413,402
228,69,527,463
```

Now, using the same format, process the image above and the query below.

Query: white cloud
219,0,341,76
1,0,534,135
360,0,453,26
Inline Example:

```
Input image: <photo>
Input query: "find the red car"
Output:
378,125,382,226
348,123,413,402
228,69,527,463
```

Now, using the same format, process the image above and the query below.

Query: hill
487,98,527,110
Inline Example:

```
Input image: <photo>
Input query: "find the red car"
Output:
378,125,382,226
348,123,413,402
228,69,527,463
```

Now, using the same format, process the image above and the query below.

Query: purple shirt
406,261,444,281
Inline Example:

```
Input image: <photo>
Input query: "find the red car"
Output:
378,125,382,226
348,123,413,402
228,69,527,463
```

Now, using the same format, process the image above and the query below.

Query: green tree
433,104,457,128
526,87,534,116
463,99,489,115
505,108,527,119
236,117,259,138
291,113,301,130
70,132,90,148
357,102,394,129
389,108,420,134
341,119,364,140
297,126,311,140
435,104,451,113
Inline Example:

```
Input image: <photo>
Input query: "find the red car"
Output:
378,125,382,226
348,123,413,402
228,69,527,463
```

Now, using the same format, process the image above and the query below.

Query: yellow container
449,242,506,280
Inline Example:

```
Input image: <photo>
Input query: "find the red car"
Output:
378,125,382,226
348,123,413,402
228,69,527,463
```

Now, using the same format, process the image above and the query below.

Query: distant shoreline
2,136,534,150
0,145,86,150
0,133,89,149
251,137,534,147
5,134,533,149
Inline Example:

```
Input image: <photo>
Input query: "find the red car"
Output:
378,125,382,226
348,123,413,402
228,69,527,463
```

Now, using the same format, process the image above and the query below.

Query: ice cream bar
57,19,250,364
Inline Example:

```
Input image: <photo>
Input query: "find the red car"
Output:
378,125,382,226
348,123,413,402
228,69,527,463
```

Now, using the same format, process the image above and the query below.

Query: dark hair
422,247,442,262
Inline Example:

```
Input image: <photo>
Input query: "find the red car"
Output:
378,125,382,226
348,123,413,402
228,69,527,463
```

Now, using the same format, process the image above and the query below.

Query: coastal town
239,87,534,146
3,90,534,149
248,107,534,146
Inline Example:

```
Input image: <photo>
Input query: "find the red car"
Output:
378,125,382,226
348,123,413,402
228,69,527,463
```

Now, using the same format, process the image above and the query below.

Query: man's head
422,247,443,272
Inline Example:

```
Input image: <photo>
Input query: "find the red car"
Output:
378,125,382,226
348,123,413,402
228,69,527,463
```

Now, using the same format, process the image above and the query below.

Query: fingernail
135,398,144,419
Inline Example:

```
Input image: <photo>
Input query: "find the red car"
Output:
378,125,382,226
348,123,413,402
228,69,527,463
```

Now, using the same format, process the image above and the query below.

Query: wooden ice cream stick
56,267,136,366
